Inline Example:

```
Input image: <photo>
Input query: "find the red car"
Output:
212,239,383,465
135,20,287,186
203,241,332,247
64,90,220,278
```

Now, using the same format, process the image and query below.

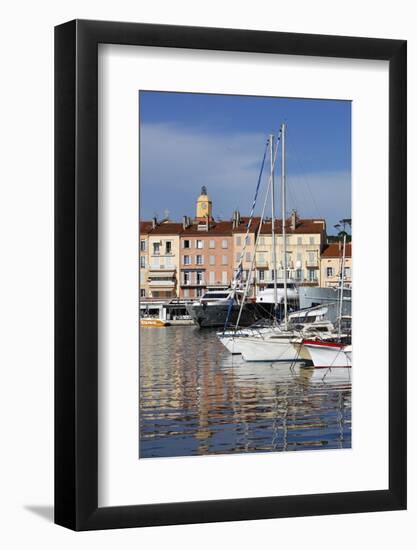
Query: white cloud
140,122,351,229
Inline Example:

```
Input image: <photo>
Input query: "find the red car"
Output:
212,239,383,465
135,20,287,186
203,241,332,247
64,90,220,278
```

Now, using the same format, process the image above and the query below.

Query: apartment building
139,221,152,299
255,211,327,288
320,242,352,288
147,221,182,299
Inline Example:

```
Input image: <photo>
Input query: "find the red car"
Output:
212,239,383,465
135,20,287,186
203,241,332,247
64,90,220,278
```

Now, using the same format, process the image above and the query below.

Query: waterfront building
139,221,152,299
320,242,352,288
232,211,260,296
147,220,182,299
179,187,234,299
255,211,327,288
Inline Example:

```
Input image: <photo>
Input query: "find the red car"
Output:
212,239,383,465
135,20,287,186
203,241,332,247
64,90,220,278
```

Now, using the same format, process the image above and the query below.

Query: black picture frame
55,19,407,531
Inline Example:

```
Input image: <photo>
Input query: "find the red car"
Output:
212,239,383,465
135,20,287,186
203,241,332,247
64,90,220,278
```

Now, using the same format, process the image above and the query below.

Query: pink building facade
179,221,234,299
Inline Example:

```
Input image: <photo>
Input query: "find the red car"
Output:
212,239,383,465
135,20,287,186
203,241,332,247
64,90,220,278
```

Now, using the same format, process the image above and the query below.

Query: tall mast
338,234,346,338
281,123,288,330
270,134,278,319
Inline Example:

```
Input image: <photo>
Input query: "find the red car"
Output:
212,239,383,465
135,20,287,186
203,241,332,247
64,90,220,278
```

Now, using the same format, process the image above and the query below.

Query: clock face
201,202,207,210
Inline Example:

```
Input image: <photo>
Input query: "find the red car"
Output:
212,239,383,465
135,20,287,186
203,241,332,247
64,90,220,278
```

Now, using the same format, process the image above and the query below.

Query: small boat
302,339,351,368
140,318,170,327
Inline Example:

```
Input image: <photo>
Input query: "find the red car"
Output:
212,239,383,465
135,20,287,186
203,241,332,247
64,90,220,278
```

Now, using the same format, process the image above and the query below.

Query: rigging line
234,137,280,331
234,140,269,278
287,139,323,221
223,140,269,332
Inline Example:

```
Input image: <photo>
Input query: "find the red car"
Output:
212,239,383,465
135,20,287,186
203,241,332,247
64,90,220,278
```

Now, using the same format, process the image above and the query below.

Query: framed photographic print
55,20,407,530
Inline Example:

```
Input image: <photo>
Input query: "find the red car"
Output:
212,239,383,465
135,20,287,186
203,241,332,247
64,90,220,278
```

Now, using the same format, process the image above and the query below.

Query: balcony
181,280,206,287
305,258,319,267
148,280,176,288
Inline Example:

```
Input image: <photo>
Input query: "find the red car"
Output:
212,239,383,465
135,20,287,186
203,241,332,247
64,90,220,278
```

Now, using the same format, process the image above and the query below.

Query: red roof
139,221,153,234
258,218,326,235
321,243,352,258
180,220,233,236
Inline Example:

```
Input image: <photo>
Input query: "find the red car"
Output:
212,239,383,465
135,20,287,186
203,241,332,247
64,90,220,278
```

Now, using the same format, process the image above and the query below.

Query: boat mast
270,134,278,321
338,233,346,338
281,123,288,330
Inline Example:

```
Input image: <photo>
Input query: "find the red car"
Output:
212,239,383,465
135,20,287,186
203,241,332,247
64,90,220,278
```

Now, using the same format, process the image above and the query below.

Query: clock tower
195,186,213,222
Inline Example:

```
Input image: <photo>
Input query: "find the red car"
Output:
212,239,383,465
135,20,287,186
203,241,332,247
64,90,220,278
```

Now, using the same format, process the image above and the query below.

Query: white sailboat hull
237,336,302,362
303,341,351,368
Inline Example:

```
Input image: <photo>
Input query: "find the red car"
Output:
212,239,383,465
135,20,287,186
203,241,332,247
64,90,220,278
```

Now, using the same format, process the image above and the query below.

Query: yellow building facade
320,242,352,288
254,216,326,288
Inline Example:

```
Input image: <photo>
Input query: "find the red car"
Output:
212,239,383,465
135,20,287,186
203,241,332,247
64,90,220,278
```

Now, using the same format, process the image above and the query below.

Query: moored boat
140,318,170,327
302,339,351,368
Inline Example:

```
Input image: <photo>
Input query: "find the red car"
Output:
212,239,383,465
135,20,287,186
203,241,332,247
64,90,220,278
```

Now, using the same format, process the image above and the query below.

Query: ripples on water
139,326,351,458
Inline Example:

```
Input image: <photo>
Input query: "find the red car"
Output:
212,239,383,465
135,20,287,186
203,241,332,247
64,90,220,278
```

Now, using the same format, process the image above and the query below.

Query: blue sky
139,91,351,233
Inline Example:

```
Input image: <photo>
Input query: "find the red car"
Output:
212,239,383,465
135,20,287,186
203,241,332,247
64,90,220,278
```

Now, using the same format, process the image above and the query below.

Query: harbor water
139,326,351,458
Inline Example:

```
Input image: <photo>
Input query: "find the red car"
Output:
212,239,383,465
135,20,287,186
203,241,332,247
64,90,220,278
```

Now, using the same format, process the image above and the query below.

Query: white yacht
256,281,299,304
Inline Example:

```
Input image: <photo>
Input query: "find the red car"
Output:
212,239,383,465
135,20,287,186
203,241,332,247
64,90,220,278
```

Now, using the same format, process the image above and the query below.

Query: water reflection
139,327,351,458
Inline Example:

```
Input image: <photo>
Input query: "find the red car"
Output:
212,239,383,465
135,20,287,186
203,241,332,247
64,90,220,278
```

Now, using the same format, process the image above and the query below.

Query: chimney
152,216,157,229
291,209,297,231
232,210,237,229
182,215,187,230
236,210,241,226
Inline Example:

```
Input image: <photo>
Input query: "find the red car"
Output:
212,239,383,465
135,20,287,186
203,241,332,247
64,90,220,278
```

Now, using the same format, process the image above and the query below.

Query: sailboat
302,235,352,368
218,124,350,364
218,125,305,362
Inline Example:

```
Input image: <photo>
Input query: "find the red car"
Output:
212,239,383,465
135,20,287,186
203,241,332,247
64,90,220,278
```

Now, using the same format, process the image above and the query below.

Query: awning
148,270,176,277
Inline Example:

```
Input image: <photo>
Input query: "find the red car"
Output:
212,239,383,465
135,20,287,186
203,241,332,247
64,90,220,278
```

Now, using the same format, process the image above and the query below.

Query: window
296,268,302,280
259,269,265,281
209,271,215,283
245,236,251,245
222,271,228,284
196,271,204,284
258,236,265,246
326,267,334,277
140,256,146,269
308,269,317,282
183,289,189,298
209,255,215,265
183,240,191,249
151,257,160,269
271,269,275,281
221,239,228,249
140,288,146,298
308,251,316,264
296,252,302,262
165,241,172,254
297,237,302,245
183,255,191,265
221,255,228,265
153,242,160,255
257,253,265,265
209,239,215,249
183,272,190,285
246,252,251,262
344,267,351,278
196,288,203,297
309,236,315,244
196,255,203,265
165,256,173,268
140,240,146,252
236,252,240,263
236,236,242,246
196,240,203,249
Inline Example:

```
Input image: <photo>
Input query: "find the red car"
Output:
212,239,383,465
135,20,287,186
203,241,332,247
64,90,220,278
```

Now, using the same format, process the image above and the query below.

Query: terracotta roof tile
321,243,352,258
